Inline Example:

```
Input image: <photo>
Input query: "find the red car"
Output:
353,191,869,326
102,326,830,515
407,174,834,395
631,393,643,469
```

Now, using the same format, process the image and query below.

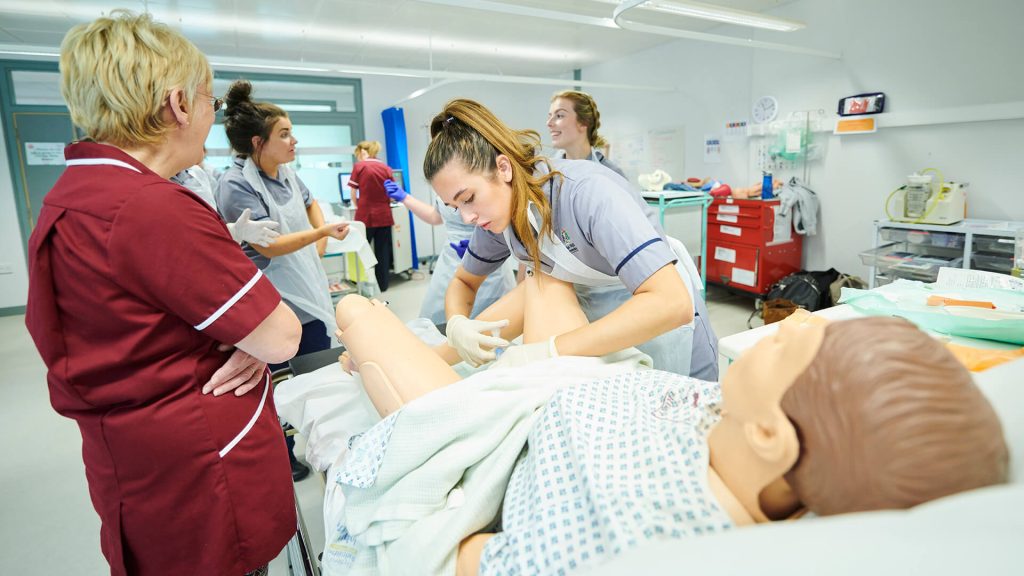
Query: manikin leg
432,278,529,365
335,295,460,417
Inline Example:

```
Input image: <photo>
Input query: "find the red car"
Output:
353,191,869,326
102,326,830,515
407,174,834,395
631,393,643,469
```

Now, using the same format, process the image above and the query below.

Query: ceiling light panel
596,0,804,32
0,1,591,63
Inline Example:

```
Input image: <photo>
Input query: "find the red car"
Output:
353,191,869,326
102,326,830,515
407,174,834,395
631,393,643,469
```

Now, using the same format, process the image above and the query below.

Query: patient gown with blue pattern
479,370,735,575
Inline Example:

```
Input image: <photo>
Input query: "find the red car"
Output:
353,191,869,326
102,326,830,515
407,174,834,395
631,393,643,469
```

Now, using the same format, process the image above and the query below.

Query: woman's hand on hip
203,344,268,397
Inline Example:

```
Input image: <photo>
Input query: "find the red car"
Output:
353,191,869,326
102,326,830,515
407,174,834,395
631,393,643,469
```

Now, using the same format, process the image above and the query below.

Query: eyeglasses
198,92,224,113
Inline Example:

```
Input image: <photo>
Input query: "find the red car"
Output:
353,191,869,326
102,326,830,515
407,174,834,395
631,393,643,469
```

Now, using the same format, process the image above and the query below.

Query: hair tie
444,115,457,126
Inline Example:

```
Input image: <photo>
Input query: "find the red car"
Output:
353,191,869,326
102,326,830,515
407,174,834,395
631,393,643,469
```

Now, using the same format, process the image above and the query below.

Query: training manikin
332,276,1009,576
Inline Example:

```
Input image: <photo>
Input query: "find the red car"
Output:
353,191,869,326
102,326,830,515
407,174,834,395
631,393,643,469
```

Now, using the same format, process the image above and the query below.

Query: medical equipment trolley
705,196,803,295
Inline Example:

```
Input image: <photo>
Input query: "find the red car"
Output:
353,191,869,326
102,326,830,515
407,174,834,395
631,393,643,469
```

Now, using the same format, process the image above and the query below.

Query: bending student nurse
427,99,718,379
383,178,516,324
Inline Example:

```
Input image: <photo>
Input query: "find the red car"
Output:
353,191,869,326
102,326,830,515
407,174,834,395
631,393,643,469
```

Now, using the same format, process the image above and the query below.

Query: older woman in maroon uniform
25,11,301,576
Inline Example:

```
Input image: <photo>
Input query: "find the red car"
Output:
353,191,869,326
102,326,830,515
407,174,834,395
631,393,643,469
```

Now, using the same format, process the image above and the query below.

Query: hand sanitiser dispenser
887,169,967,225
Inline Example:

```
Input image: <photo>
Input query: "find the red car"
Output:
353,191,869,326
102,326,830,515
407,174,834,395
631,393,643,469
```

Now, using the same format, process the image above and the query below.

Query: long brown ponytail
424,99,561,273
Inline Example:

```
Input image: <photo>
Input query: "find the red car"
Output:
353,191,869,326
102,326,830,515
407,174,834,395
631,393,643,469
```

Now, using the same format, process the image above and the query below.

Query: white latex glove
490,336,558,370
445,314,510,367
228,208,280,247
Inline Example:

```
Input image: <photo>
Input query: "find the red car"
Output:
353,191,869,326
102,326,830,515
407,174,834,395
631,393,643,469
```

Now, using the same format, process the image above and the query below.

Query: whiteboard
608,127,686,186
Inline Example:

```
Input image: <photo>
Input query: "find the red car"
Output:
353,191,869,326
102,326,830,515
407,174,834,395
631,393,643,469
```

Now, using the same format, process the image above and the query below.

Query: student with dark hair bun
218,79,350,481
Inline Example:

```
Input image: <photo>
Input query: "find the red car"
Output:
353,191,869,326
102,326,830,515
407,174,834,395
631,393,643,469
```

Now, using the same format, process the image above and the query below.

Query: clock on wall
752,95,779,124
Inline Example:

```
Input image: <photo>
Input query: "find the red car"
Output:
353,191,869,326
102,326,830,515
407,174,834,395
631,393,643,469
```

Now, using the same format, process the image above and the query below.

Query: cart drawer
707,242,760,289
973,235,1016,255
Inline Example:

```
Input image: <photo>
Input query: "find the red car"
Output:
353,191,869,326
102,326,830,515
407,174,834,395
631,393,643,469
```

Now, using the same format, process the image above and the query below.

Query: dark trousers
367,226,394,292
270,319,331,461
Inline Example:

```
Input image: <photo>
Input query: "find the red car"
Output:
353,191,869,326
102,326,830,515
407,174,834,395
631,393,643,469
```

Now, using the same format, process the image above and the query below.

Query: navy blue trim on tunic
614,237,663,275
467,246,507,264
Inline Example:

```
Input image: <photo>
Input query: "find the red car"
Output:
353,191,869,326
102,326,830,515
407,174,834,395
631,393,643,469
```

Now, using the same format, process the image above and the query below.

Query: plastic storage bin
859,242,962,283
879,228,964,248
973,235,1016,255
972,253,1013,273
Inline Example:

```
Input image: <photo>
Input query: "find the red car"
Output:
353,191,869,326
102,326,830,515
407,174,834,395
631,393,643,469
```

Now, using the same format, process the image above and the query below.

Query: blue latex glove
450,238,470,258
384,179,408,202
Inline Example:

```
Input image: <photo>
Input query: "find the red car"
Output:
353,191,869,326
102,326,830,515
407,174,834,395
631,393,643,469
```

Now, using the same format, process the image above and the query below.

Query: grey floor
0,271,757,575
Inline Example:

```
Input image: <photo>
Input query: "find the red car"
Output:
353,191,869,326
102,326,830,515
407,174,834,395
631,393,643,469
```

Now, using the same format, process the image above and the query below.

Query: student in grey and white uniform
382,178,516,325
216,80,349,360
548,90,626,179
426,99,718,380
216,80,351,482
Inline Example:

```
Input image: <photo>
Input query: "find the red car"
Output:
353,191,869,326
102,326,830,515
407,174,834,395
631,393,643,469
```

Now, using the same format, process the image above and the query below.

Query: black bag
765,268,841,313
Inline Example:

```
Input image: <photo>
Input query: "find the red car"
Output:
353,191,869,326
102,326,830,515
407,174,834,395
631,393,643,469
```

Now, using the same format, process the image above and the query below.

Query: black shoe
291,458,311,482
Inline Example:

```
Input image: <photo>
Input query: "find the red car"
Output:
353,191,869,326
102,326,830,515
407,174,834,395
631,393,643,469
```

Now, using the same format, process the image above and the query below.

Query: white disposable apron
503,203,718,379
241,158,338,341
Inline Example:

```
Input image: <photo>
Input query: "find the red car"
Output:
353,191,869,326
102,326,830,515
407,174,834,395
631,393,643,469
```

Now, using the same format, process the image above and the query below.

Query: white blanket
332,351,652,576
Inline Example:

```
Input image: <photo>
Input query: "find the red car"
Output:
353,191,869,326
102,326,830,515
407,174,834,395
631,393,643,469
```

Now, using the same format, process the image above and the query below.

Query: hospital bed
274,323,1022,576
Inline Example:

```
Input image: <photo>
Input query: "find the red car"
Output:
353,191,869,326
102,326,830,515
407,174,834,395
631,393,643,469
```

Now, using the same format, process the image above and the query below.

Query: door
11,111,77,237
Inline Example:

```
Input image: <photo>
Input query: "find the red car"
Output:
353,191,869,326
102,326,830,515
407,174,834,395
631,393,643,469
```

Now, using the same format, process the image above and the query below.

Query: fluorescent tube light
648,1,804,31
277,103,334,112
601,0,804,32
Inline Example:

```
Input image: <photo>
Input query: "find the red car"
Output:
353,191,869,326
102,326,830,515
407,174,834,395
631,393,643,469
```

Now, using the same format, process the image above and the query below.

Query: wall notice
25,142,65,165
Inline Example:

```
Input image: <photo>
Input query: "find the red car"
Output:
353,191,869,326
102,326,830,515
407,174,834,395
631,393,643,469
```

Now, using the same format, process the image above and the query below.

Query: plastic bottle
761,171,773,199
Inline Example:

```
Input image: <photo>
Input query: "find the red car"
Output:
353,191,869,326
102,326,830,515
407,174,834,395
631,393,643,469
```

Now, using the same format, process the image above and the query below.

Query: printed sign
719,205,740,214
720,225,742,237
732,268,756,286
25,142,65,165
716,214,738,223
714,246,736,263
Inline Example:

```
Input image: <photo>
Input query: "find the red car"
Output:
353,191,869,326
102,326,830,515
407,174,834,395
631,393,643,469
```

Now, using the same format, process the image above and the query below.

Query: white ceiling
0,0,799,76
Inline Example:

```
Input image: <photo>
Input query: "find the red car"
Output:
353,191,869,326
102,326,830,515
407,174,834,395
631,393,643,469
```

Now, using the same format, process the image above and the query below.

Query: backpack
761,269,841,324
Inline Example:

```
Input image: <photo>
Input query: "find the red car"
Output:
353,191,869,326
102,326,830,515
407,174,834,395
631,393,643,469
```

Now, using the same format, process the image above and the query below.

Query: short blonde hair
60,10,211,147
355,141,382,158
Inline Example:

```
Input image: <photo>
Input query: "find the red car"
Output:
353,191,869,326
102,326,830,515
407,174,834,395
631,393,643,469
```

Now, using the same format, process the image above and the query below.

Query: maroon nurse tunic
25,142,296,575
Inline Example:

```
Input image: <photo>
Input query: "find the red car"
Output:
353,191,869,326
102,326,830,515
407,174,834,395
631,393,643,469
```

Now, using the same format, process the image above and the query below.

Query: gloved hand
384,179,408,202
228,208,280,247
450,238,470,258
445,314,510,367
490,336,558,370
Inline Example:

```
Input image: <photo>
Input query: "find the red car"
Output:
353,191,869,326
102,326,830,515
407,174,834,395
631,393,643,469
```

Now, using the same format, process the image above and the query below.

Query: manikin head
710,312,1008,522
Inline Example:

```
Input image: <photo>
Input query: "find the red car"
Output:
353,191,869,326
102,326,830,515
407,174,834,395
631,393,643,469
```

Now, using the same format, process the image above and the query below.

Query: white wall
0,118,30,310
584,0,1024,277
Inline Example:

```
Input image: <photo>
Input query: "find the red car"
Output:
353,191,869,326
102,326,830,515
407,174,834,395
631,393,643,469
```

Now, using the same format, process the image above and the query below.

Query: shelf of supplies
879,227,964,249
867,219,1024,289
